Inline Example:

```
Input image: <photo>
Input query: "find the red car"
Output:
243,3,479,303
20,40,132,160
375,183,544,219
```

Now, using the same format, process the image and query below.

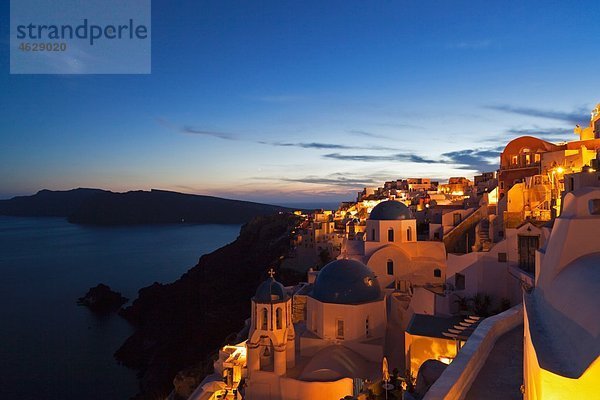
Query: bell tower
247,269,295,377
575,103,600,141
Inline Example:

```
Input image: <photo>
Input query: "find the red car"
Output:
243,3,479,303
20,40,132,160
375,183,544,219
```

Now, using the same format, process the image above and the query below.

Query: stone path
465,325,523,400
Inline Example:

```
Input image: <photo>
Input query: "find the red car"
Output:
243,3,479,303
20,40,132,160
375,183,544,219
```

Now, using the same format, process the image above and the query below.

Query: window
590,199,600,215
433,268,442,278
511,155,518,165
534,153,541,163
336,319,344,339
455,273,465,290
261,308,268,330
518,235,539,274
365,317,371,337
372,229,376,241
387,260,394,275
407,227,412,241
453,213,462,226
276,308,282,330
388,228,394,242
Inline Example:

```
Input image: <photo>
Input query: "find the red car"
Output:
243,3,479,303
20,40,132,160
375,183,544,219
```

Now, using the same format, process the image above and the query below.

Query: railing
443,205,486,253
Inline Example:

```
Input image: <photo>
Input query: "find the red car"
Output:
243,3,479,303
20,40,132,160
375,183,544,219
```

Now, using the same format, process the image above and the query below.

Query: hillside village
187,104,600,400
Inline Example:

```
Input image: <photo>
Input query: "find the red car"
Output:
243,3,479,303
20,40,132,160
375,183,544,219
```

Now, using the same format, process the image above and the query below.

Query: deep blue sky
1,0,599,203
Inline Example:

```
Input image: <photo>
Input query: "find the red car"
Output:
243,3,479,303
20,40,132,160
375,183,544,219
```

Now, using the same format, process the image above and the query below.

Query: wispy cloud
322,153,439,163
281,175,379,188
179,124,400,151
321,145,501,173
486,104,589,125
253,171,382,189
182,127,239,140
447,40,492,50
374,122,423,130
262,141,399,151
347,129,393,140
506,127,573,138
441,147,502,171
264,142,354,150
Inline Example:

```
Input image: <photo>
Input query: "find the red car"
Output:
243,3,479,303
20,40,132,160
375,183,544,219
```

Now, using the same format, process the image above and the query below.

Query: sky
1,0,600,204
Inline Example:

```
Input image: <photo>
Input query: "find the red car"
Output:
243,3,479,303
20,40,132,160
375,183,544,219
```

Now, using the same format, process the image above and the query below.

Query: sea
0,216,241,400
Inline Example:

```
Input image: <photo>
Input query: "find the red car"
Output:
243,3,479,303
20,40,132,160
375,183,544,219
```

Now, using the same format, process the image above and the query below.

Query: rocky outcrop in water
114,213,304,400
78,284,128,314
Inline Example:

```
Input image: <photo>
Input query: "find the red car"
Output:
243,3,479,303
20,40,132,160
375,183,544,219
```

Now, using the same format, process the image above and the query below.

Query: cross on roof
268,268,276,278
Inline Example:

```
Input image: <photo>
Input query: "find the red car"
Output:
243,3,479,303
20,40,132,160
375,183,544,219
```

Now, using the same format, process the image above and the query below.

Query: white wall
306,297,386,343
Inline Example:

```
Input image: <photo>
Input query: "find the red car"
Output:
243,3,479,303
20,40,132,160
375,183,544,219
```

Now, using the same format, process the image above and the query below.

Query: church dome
312,259,381,304
369,200,414,220
254,277,287,303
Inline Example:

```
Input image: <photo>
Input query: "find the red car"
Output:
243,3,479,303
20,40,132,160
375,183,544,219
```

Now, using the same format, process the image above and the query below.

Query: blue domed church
245,261,386,400
192,200,449,400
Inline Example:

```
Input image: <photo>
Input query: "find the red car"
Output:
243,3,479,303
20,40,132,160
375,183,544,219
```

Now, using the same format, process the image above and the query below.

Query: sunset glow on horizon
2,0,599,204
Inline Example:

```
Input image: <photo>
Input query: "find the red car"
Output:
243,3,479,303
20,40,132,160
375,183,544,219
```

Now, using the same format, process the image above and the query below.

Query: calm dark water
0,216,241,400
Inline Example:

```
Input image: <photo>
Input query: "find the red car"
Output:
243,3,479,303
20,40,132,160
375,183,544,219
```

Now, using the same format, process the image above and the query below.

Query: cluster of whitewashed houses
188,104,600,400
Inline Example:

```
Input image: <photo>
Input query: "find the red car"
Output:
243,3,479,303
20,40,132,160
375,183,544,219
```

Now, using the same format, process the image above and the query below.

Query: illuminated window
276,308,282,329
336,319,344,339
388,228,394,242
512,155,518,165
534,153,541,163
261,308,268,330
434,268,442,278
387,260,394,275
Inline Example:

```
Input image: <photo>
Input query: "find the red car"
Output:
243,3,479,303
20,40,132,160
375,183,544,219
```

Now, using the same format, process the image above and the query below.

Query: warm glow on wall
438,356,454,365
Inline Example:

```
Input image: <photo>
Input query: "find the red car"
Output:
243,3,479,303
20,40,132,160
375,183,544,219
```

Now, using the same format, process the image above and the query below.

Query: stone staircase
477,217,492,251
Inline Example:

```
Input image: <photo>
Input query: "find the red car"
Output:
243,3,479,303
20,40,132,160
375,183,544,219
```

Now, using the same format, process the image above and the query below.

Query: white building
523,187,600,399
345,200,448,291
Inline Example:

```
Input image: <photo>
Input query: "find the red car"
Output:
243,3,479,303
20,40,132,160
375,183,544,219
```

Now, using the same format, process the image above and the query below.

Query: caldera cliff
115,212,303,399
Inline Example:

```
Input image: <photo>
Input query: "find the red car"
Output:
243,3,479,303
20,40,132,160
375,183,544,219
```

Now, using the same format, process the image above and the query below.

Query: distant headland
0,188,293,225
